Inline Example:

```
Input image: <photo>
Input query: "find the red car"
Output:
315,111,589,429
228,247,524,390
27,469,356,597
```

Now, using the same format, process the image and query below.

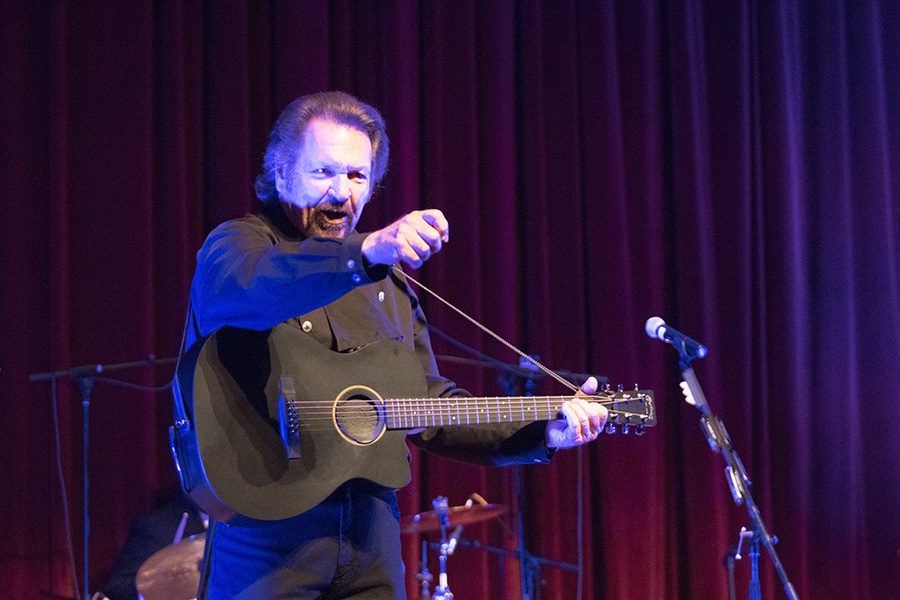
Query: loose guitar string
396,267,582,394
285,266,649,427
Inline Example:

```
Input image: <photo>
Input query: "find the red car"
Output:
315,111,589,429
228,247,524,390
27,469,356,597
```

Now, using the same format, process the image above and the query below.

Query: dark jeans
198,484,405,599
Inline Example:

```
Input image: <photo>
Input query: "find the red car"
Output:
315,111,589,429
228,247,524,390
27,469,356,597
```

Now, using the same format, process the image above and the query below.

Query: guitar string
281,397,651,420
397,267,583,394
275,394,635,405
279,398,647,409
281,396,650,412
281,409,651,432
281,409,650,429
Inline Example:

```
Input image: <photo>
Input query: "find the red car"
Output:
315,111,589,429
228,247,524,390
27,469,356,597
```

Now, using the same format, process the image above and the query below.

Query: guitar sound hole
334,394,383,445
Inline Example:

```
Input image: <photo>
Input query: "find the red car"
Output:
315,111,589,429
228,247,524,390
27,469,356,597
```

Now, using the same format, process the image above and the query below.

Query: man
186,91,606,599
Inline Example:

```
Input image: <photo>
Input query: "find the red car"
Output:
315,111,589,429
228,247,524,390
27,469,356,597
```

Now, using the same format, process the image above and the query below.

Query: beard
299,203,357,239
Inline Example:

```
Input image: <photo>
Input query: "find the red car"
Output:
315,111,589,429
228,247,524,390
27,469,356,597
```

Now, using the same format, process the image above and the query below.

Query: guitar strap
170,300,204,493
172,300,200,426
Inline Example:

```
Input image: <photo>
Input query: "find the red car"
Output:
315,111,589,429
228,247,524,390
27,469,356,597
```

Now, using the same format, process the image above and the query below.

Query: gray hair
255,91,390,203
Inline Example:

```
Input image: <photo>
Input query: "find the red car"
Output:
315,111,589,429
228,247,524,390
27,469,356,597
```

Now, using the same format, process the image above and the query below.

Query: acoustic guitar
170,325,655,525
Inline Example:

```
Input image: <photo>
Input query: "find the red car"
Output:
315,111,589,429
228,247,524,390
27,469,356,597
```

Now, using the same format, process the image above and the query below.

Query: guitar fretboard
383,395,574,430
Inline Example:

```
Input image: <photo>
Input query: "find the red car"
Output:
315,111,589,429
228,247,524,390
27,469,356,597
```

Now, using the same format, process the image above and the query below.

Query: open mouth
321,209,348,223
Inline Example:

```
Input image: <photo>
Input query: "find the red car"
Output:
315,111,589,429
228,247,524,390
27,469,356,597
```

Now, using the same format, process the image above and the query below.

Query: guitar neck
384,395,577,430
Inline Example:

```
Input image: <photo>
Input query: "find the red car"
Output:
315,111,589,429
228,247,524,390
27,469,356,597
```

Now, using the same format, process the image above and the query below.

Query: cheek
353,194,370,216
294,178,330,200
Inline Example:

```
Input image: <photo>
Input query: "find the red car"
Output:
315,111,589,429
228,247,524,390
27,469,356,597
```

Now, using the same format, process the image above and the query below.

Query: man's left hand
545,377,608,449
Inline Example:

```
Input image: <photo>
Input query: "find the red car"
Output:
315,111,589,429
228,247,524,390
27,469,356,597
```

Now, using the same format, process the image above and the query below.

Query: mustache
316,201,352,215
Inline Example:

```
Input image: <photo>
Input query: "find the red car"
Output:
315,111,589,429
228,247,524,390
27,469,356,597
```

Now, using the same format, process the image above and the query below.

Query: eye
311,167,334,177
349,171,368,182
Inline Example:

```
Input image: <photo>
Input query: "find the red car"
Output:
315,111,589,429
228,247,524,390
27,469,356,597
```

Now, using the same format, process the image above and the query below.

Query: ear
274,164,288,195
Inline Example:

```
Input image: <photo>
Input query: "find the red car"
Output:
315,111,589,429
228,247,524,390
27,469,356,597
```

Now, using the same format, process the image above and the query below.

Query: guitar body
172,325,428,525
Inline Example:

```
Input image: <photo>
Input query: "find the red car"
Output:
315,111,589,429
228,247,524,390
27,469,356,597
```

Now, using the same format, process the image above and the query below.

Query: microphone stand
672,345,799,600
30,355,176,600
499,358,581,600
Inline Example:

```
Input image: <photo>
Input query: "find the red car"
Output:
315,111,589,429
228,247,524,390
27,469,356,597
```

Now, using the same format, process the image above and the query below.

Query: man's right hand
362,209,450,268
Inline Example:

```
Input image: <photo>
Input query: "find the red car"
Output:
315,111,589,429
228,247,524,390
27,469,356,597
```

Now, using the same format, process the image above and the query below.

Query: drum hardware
415,540,434,600
404,491,581,600
404,494,506,600
135,533,206,600
431,496,455,600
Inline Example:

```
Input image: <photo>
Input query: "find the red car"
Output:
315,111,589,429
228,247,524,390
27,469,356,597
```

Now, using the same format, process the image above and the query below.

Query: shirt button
351,273,362,284
301,320,313,332
346,259,356,270
378,291,385,302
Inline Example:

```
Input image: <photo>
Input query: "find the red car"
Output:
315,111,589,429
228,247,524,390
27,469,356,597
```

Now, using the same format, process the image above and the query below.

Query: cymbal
135,533,205,600
401,503,506,534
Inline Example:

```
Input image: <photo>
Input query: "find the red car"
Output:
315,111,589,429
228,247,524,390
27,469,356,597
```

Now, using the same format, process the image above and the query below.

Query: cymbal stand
416,540,433,600
432,496,455,600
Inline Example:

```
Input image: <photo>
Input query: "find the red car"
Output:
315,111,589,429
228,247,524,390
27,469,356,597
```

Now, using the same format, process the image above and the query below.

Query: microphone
645,317,708,361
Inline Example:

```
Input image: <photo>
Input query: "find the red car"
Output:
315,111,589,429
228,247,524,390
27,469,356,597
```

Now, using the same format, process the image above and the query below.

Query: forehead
299,118,372,169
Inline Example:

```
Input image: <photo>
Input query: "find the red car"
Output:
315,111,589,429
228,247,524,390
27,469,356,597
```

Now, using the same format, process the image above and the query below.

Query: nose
330,174,351,202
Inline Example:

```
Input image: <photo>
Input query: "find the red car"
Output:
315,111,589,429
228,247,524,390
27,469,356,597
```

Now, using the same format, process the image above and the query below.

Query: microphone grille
644,316,666,340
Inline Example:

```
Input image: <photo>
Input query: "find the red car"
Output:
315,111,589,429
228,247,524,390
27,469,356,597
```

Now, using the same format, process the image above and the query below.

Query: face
276,118,374,239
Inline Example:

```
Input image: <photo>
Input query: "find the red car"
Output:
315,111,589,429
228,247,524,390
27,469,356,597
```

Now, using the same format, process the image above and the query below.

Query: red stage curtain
1,1,898,598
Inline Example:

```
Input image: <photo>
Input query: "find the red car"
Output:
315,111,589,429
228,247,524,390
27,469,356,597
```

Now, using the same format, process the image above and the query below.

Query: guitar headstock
592,386,656,435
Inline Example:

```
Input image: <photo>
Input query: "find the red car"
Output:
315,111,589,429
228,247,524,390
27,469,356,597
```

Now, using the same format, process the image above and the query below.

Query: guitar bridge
278,376,302,460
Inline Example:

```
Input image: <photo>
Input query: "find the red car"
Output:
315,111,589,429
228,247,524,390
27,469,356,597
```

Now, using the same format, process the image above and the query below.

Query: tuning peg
617,384,624,392
605,421,616,434
603,383,611,392
635,425,646,436
634,383,639,391
622,423,630,435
